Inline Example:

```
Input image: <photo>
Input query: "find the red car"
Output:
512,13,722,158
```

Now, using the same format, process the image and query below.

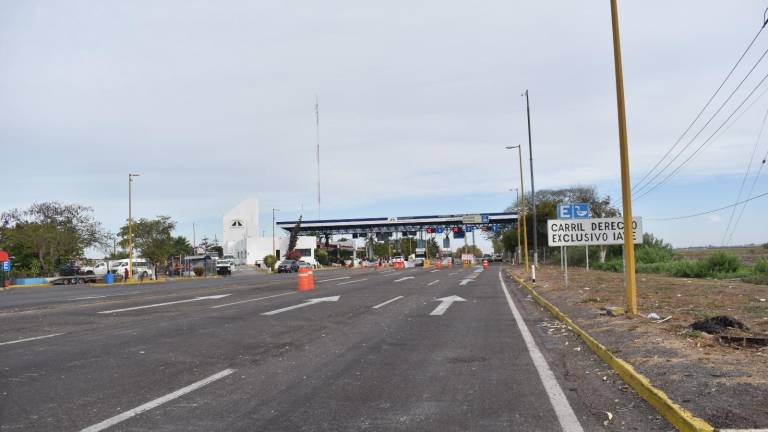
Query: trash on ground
690,315,749,335
602,306,625,317
647,312,660,320
718,335,768,348
603,411,613,426
654,316,672,324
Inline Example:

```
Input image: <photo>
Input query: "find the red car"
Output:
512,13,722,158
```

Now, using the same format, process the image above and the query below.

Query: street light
509,188,522,265
128,173,140,280
505,146,529,272
272,208,280,259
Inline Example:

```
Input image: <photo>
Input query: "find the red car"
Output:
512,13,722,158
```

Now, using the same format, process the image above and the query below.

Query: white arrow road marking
316,276,351,283
429,295,466,316
98,295,231,314
474,268,484,273
80,368,235,432
337,278,368,285
211,292,294,309
261,296,340,316
372,296,404,309
429,269,440,273
427,280,440,286
393,276,415,282
498,272,583,431
0,333,63,346
459,279,475,286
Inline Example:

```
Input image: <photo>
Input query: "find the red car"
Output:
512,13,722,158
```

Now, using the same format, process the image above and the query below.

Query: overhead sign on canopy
547,217,643,246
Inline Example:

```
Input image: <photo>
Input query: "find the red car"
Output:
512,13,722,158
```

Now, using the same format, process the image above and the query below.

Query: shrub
263,254,277,271
635,246,673,264
192,266,204,277
592,258,623,272
702,251,741,275
284,250,302,261
314,248,329,266
665,260,708,278
754,257,768,274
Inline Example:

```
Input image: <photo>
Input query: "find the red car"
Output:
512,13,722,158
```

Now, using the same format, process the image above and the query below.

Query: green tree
118,216,176,277
287,216,302,252
263,254,277,271
314,248,329,266
169,236,192,257
1,202,107,275
454,245,483,257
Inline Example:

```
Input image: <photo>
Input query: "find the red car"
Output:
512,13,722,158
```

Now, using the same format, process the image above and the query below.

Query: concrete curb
3,278,168,290
507,270,714,432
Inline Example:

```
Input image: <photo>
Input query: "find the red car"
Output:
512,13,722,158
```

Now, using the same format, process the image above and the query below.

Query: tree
287,216,302,252
0,202,108,275
118,216,176,277
169,236,192,257
314,248,329,266
263,254,277,271
454,245,483,257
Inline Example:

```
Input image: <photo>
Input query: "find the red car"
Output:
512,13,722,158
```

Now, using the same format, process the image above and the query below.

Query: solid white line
316,276,351,283
211,292,294,309
497,272,584,432
427,280,440,286
68,295,108,300
337,278,368,285
0,333,63,346
720,429,768,431
80,368,235,432
372,296,404,309
429,269,440,273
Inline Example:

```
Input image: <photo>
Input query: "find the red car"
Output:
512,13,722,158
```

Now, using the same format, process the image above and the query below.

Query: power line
721,107,768,244
646,190,768,221
633,20,768,194
726,139,768,243
635,42,768,197
636,66,768,200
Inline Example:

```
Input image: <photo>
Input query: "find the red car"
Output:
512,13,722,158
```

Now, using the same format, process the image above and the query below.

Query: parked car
59,262,82,276
297,261,312,270
110,259,154,278
277,260,296,273
492,253,503,263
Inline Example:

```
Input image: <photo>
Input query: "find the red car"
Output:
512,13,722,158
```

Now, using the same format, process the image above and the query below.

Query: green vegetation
192,266,205,277
314,248,329,266
263,254,277,271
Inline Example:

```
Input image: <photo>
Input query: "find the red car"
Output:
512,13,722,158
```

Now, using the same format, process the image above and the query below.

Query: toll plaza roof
276,212,517,236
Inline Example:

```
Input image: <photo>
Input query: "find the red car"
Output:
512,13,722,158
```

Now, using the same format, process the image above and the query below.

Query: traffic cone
448,260,453,269
435,260,442,269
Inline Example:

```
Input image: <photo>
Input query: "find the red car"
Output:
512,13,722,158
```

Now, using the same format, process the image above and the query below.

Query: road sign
462,214,482,224
547,217,643,246
1,261,10,272
436,227,444,234
557,203,590,220
481,214,490,224
464,225,474,233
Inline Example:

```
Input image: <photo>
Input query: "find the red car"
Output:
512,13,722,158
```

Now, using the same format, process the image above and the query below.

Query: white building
222,198,316,266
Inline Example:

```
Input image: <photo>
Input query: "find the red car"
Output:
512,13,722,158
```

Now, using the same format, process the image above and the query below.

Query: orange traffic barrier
435,260,442,269
483,259,489,270
297,267,314,291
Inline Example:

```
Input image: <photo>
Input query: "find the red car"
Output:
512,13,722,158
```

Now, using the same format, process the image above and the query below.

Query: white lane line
337,278,368,285
69,295,108,300
427,280,440,286
316,276,351,283
372,296,404,309
0,333,63,346
98,295,231,314
261,296,340,316
498,272,583,432
393,276,415,282
80,368,235,432
429,269,440,273
211,292,294,309
448,272,460,276
720,429,768,431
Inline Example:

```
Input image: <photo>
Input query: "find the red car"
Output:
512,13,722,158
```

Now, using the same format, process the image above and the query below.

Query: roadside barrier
297,267,315,291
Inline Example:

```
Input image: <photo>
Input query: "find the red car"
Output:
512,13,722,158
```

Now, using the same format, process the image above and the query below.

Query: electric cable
646,190,768,221
725,138,768,244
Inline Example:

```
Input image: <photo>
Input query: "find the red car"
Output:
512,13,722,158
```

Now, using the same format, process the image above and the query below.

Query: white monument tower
222,198,259,264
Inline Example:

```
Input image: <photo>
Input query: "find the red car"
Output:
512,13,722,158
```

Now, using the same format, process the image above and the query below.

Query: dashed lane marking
372,296,404,309
211,292,294,309
337,278,368,285
0,333,64,346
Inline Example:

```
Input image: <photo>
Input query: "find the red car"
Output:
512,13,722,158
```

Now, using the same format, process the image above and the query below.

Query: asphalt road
0,265,671,431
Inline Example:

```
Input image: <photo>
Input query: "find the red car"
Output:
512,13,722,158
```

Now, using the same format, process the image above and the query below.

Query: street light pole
609,0,638,315
524,90,538,268
510,188,522,265
272,208,279,259
506,146,528,272
128,173,140,281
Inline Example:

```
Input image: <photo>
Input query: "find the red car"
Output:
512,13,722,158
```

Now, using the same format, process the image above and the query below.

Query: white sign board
461,214,482,224
461,254,475,261
547,217,643,246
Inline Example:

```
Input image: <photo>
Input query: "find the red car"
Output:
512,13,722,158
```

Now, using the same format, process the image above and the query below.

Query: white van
111,259,154,279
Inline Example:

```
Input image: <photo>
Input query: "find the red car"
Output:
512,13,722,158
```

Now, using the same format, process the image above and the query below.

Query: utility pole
609,0,638,315
315,96,321,219
128,173,140,280
272,208,279,259
511,188,522,265
524,90,538,269
506,146,529,272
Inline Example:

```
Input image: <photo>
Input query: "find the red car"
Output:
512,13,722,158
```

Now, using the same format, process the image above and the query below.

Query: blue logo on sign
481,214,490,224
557,203,590,220
436,227,444,234
1,261,10,272
465,225,474,232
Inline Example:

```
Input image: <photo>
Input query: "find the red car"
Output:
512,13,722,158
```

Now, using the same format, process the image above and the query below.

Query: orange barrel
448,260,453,269
483,260,489,270
435,260,442,269
298,267,314,291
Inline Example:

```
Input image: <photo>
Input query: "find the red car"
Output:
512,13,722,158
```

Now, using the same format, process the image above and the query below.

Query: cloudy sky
2,0,768,251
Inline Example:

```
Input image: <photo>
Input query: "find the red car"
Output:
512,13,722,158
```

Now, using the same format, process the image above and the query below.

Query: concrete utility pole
524,90,538,269
609,0,638,315
128,173,140,280
272,208,279,259
510,188,522,265
315,96,321,219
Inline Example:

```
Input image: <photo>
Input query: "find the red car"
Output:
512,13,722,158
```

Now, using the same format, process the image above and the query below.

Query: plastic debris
690,315,749,335
604,411,613,426
647,312,660,320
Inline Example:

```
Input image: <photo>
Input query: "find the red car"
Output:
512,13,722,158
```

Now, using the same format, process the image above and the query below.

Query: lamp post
128,173,140,280
510,188,522,265
523,90,538,267
272,208,280,259
505,146,528,272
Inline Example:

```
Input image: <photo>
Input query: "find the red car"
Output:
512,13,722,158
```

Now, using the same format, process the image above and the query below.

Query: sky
2,0,768,253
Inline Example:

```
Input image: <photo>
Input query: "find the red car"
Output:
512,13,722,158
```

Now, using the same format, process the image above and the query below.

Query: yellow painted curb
3,278,168,290
507,270,714,432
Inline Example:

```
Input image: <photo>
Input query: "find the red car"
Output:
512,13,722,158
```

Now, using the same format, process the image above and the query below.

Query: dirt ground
675,245,768,266
510,264,768,429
